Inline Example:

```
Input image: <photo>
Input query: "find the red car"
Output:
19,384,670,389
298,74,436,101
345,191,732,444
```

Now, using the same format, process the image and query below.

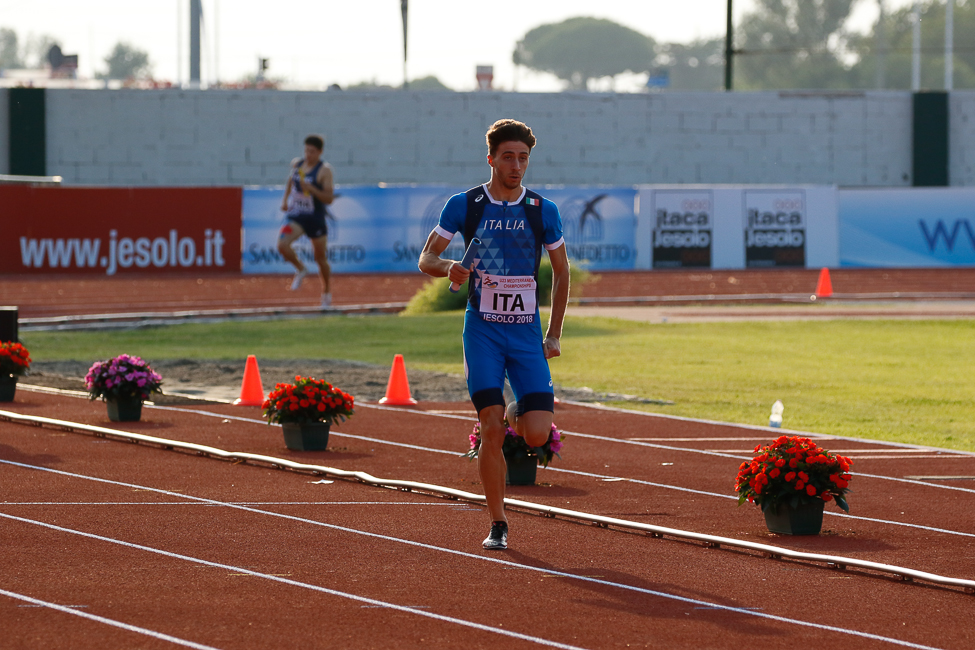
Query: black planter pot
0,374,17,402
764,500,825,535
505,454,537,486
107,397,143,422
282,422,331,451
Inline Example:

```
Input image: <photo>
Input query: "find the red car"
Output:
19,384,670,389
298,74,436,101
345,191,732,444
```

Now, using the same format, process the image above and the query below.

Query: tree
406,75,452,91
654,37,726,91
849,1,975,90
514,17,654,90
0,28,22,69
98,42,151,80
734,0,860,90
23,33,59,69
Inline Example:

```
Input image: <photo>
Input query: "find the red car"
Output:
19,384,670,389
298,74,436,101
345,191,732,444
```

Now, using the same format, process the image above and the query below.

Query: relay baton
449,238,481,293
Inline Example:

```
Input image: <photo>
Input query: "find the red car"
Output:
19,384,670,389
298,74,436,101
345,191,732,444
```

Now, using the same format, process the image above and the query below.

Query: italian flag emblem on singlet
526,198,539,206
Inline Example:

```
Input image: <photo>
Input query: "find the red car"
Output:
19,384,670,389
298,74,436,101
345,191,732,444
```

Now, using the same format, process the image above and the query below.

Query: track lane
0,452,967,650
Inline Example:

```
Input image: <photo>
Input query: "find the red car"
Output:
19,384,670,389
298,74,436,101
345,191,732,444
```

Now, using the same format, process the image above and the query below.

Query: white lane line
630,437,837,442
37,410,975,536
0,513,584,650
0,587,222,650
545,466,975,538
152,404,975,496
0,468,948,650
1,502,455,506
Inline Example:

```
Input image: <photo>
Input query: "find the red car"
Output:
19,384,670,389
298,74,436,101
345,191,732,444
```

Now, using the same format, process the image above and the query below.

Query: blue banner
839,188,975,267
242,185,638,274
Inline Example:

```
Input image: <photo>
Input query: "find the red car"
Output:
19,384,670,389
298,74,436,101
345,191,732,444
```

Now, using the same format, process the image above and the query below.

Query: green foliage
735,0,859,90
514,17,654,90
98,42,152,80
654,38,726,91
0,28,22,69
402,277,468,315
848,1,975,90
407,75,453,91
22,316,975,452
403,256,590,314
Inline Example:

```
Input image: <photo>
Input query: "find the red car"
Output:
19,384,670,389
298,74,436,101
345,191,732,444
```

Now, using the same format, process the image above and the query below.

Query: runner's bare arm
281,157,303,210
544,244,570,358
306,164,334,204
418,231,470,283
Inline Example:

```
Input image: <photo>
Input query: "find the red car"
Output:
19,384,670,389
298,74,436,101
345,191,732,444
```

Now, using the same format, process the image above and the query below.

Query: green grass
21,314,975,452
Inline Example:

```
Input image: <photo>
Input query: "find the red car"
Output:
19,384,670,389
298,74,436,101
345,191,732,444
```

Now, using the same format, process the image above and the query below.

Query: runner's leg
464,314,508,524
278,221,307,272
311,234,331,296
477,404,508,523
505,321,556,447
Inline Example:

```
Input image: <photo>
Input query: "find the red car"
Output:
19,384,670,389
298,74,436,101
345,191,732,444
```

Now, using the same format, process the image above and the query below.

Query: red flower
805,485,817,496
795,481,805,490
769,468,781,479
822,493,833,502
784,471,796,482
774,458,786,468
788,458,799,469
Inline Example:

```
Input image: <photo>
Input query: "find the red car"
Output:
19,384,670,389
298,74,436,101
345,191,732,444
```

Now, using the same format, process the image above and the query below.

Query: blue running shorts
463,309,555,414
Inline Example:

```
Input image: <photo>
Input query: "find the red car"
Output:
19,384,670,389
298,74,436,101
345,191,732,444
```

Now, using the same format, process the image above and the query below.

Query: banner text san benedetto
19,229,227,275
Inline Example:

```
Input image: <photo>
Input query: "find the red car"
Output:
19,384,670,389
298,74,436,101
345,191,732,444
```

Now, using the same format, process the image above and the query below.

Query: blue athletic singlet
285,160,328,239
436,184,565,414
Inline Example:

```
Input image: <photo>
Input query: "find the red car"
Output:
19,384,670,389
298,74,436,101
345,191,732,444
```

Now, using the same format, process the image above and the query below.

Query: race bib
479,274,536,324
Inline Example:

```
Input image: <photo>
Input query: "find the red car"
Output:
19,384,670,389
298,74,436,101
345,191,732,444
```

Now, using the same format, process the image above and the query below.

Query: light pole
724,0,734,91
946,0,954,90
401,0,408,89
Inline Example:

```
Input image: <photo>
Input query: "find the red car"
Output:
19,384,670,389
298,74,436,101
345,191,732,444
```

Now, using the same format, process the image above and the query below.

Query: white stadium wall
32,89,929,188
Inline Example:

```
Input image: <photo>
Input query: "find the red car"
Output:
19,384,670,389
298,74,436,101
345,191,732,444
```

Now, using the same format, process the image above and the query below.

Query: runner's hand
543,336,561,359
448,262,472,285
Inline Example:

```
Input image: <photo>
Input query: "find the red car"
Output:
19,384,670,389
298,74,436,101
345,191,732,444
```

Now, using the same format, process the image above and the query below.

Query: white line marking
0,513,587,650
0,587,222,650
29,407,975,534
0,502,455,506
629,437,839,442
141,404,975,497
0,469,949,650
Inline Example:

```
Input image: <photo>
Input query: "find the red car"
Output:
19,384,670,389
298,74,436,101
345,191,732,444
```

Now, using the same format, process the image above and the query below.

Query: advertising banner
241,185,638,274
648,189,713,268
0,186,241,275
743,189,807,267
839,188,975,267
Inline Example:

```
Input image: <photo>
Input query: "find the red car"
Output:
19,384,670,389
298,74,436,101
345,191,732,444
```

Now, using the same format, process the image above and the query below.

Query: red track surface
5,268,975,318
2,387,974,649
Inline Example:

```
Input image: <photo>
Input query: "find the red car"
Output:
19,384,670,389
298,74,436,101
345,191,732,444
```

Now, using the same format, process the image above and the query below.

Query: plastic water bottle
769,400,784,428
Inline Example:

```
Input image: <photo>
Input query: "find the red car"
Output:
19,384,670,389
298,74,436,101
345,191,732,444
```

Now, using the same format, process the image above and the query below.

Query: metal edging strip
1,408,973,595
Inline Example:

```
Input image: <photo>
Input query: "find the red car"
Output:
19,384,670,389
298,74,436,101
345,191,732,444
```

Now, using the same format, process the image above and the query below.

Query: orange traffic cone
814,267,833,298
379,354,417,406
233,355,265,406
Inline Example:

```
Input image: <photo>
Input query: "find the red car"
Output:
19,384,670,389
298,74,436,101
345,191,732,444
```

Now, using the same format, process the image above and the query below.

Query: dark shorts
283,214,327,240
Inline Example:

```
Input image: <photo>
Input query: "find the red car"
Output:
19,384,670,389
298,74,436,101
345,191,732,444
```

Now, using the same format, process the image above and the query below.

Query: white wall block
23,88,973,188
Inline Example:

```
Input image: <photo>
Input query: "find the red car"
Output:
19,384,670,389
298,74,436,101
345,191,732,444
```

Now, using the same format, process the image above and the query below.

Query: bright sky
0,0,916,91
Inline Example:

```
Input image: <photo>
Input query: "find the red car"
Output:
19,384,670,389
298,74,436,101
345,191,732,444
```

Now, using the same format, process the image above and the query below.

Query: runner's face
488,141,530,190
304,145,321,166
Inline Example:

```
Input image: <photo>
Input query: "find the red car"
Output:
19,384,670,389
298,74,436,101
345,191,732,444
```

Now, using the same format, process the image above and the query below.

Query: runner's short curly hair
485,119,536,156
304,134,325,150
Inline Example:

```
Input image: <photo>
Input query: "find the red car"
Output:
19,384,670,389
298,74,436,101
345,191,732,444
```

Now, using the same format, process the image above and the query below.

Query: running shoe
290,269,309,291
482,521,508,550
320,293,333,309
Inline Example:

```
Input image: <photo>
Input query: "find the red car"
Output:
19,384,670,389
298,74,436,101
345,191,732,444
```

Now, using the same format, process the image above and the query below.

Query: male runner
279,134,335,308
418,119,570,550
